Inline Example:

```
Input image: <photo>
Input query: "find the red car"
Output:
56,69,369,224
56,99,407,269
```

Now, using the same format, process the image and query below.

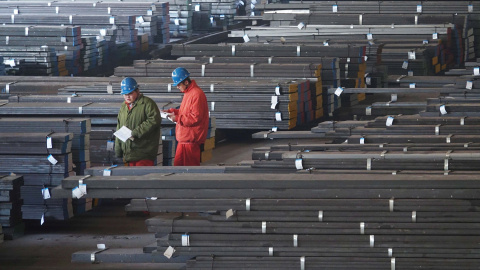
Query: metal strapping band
201,64,205,77
268,57,273,64
263,131,272,139
262,222,266,234
435,124,440,135
412,211,417,223
300,256,305,270
293,234,298,247
269,247,273,256
403,146,408,152
396,75,406,82
246,198,251,211
359,14,363,25
78,175,91,185
297,46,301,57
318,210,323,222
464,142,471,148
250,64,255,77
446,150,452,158
385,101,391,107
370,235,375,247
460,117,466,125
444,170,450,176
446,134,452,143
388,248,393,257
90,246,108,263
367,158,372,170
210,84,214,92
389,199,394,212
360,222,365,234
444,159,449,171
231,45,235,56
391,258,396,270
265,151,270,160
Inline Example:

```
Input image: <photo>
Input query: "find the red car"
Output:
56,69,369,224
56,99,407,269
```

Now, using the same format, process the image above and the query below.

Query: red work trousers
128,160,154,166
174,143,201,166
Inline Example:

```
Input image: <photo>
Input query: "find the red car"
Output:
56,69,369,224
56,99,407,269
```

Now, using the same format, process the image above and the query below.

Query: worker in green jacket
115,77,161,166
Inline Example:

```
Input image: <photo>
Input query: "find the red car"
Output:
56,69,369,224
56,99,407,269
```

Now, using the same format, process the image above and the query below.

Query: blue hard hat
172,67,190,86
120,77,138,95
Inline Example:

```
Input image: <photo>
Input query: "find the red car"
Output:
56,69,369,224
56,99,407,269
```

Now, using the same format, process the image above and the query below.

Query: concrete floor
0,134,326,270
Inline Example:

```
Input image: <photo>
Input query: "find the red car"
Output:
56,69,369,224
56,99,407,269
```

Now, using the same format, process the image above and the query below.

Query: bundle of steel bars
0,174,23,240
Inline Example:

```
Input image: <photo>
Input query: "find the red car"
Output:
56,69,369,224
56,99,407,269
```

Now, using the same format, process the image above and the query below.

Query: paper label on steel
106,140,114,151
226,209,234,219
297,22,305,30
275,112,282,121
466,81,473,90
164,246,175,258
103,169,111,176
386,116,394,127
110,16,115,24
417,5,422,13
474,67,480,76
46,136,53,149
367,33,373,40
332,5,338,12
42,188,51,199
195,4,200,11
79,183,87,195
360,137,365,144
295,159,303,170
433,32,438,39
334,87,343,96
440,105,447,115
402,61,408,69
469,4,473,13
72,187,82,199
47,154,58,165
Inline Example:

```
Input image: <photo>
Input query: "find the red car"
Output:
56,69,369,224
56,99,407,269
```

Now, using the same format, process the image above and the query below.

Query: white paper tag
100,29,107,36
271,95,278,106
42,188,51,199
226,209,234,219
408,70,414,76
61,36,66,43
93,2,97,7
69,15,72,24
108,7,111,14
409,83,416,88
408,51,416,60
275,112,282,121
423,40,429,45
181,235,190,246
106,140,114,151
295,158,303,170
366,77,371,85
468,4,473,13
47,154,58,165
466,81,473,90
107,84,113,94
55,6,59,14
72,187,82,199
297,22,305,30
25,27,29,36
433,33,438,39
79,183,87,195
334,87,343,96
474,67,479,75
417,5,422,13
110,16,115,24
67,97,71,103
46,136,53,149
402,61,408,69
195,4,200,11
272,127,278,132
6,36,9,45
97,244,106,250
243,34,250,43
275,86,281,95
48,2,51,6
364,56,368,61
391,94,398,102
11,14,14,23
386,116,394,127
360,137,365,144
440,105,447,115
41,214,45,225
164,246,175,259
103,169,111,176
366,106,372,115
367,33,373,40
332,5,338,12
323,41,329,46
14,8,19,15
174,19,180,25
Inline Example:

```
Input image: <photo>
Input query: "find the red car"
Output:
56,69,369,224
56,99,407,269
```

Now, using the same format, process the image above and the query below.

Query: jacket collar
183,80,197,93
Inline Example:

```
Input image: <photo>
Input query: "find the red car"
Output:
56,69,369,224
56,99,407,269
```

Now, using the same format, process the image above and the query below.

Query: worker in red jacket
164,67,209,166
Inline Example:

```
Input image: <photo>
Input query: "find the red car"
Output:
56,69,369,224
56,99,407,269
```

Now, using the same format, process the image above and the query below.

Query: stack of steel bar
0,132,74,221
0,25,83,75
0,174,23,240
164,0,193,38
0,56,5,76
192,2,213,32
52,173,480,268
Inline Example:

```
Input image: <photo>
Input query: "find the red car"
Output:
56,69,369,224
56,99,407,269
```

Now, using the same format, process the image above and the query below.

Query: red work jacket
168,80,209,144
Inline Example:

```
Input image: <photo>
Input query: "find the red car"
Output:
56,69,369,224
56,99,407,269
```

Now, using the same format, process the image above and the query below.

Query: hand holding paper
114,126,133,142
